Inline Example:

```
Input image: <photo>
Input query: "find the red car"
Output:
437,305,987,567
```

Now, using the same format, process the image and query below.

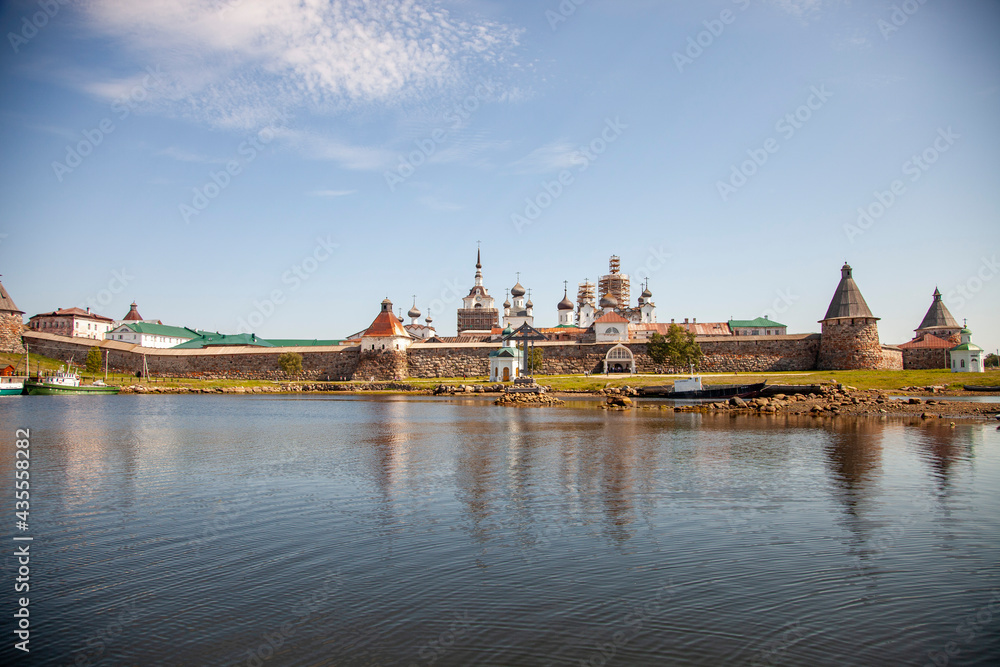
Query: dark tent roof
0,280,23,314
822,263,875,320
916,288,959,331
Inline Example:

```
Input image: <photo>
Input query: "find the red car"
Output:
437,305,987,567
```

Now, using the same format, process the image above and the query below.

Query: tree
278,352,303,377
526,347,543,373
645,325,703,370
85,347,102,374
986,353,999,369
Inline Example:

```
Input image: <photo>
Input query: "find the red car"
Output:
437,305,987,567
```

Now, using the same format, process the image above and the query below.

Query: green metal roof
489,347,520,358
172,333,274,348
114,322,200,338
265,339,343,347
728,317,787,329
951,343,982,352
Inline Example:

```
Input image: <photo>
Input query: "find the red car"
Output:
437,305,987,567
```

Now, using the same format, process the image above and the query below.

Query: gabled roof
916,288,959,331
0,280,23,314
898,333,953,349
728,317,786,329
30,307,114,322
822,263,875,320
113,322,199,338
172,333,274,348
594,311,629,324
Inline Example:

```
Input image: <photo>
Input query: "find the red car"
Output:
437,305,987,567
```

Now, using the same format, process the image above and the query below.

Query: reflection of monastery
2,251,990,380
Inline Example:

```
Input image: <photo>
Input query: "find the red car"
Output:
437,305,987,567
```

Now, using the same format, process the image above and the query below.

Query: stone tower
914,288,961,344
817,263,887,370
0,278,25,354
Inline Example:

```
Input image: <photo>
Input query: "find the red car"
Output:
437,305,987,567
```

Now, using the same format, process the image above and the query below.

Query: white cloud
308,189,357,198
510,141,588,174
78,0,523,130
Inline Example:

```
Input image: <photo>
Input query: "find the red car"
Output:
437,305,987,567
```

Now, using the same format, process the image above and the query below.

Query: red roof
898,333,953,349
123,302,143,321
632,322,732,336
594,311,629,324
31,307,114,322
363,308,409,338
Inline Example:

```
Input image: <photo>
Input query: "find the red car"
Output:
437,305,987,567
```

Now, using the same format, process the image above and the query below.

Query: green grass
406,369,1000,392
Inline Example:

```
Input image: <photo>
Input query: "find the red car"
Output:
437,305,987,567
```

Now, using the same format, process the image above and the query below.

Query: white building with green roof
106,322,200,348
728,317,787,336
950,325,984,373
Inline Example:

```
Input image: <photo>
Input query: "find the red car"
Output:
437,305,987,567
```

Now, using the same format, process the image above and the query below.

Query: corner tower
0,278,25,354
817,263,895,370
915,288,961,344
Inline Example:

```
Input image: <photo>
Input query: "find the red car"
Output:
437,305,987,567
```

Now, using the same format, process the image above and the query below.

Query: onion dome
510,281,526,297
407,299,421,320
526,299,533,309
641,287,652,299
599,292,618,309
503,298,511,309
425,313,433,324
502,324,514,337
557,293,574,311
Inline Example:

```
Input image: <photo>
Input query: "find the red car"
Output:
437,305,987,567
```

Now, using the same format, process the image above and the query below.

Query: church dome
502,324,514,337
526,299,533,309
503,298,511,308
558,295,574,310
599,292,618,309
641,287,652,299
510,281,526,297
425,313,433,324
408,303,421,319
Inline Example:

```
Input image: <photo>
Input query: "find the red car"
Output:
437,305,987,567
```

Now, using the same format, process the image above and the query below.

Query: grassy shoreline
3,350,997,394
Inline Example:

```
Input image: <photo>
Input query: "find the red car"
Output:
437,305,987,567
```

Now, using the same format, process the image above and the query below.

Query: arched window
961,359,965,368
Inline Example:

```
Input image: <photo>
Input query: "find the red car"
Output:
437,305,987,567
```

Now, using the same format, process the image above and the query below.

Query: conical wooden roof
822,263,875,320
916,288,958,330
0,280,23,314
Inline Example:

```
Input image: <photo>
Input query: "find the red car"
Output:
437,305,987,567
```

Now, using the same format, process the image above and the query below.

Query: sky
0,0,997,354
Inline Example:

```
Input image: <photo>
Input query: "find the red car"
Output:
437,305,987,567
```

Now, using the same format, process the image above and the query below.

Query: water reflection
1,396,997,666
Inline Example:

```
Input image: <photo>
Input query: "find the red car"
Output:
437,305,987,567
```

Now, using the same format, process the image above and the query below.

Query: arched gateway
605,344,635,374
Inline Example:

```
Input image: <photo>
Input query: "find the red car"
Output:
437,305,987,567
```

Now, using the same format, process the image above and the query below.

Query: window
961,359,965,368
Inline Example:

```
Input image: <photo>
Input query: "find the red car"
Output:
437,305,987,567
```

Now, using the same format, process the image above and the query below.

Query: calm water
2,395,999,666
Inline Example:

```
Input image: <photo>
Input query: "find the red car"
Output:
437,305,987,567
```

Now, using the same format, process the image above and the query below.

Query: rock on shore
494,392,565,407
669,385,997,419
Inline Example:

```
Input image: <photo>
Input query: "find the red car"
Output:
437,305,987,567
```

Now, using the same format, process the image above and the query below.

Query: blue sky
0,0,997,354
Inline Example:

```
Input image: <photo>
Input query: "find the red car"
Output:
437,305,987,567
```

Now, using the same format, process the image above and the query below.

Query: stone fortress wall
23,331,827,381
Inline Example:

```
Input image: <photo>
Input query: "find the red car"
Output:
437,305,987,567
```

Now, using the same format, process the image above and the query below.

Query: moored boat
640,376,766,399
964,385,1000,393
0,376,26,396
24,368,120,395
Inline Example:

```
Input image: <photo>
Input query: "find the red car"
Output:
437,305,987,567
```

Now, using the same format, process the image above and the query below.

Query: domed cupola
558,293,574,311
599,292,618,309
510,281,526,298
407,298,421,321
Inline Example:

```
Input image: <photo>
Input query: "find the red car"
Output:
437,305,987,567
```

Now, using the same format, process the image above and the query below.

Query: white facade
577,302,596,329
950,328,985,373
594,313,629,343
29,308,113,340
489,334,522,382
105,324,196,349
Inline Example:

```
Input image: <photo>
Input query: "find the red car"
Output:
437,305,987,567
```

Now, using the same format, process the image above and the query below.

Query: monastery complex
0,252,988,380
